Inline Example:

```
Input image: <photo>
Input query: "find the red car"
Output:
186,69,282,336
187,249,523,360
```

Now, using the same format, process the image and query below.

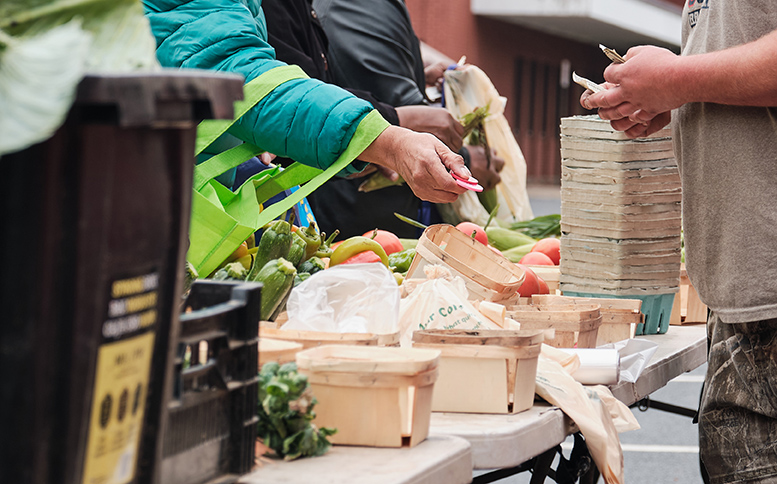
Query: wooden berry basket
296,345,441,448
260,316,400,346
670,263,708,325
258,338,303,367
259,327,380,349
505,304,602,348
531,295,642,345
406,224,525,305
412,329,544,414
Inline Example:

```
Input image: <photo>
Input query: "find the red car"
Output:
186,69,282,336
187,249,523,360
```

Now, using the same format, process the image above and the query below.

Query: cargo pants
699,312,777,484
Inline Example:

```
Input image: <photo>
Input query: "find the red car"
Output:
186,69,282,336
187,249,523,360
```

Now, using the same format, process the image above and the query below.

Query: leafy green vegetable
510,214,561,239
0,0,160,156
257,362,336,461
0,23,90,155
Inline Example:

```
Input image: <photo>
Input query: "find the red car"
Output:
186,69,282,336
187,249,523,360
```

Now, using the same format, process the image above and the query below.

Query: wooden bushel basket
296,345,441,448
406,224,525,305
412,329,544,414
505,304,602,348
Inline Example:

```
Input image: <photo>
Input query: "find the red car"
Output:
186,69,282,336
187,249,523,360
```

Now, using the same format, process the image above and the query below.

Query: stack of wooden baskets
558,115,682,335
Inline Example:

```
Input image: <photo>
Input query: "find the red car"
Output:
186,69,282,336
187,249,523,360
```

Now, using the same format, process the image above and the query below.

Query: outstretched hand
358,126,469,203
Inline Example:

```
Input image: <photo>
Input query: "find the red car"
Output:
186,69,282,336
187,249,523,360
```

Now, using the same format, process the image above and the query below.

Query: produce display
189,212,562,459
192,214,562,326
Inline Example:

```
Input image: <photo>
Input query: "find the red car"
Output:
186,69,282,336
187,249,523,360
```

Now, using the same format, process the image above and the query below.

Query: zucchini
287,233,307,267
247,219,293,281
298,256,326,275
251,258,297,321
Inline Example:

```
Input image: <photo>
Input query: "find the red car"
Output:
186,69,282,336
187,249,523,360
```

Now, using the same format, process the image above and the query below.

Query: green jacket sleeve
143,0,389,174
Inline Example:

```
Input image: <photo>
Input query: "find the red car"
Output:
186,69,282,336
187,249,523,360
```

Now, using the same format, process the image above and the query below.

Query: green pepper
388,248,416,274
247,219,292,281
315,229,340,258
296,221,322,259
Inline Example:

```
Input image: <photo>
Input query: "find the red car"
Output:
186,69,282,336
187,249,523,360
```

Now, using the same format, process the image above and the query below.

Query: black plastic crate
0,72,243,484
161,280,261,484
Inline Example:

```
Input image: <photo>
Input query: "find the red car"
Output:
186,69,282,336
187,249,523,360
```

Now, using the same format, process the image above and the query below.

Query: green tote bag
189,65,385,276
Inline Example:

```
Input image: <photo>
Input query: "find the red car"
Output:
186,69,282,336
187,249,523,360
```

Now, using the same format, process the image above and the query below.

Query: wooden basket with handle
406,224,525,305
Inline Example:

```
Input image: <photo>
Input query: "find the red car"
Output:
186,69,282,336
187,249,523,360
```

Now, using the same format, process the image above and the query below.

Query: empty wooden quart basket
259,326,402,349
505,304,602,348
295,345,441,448
406,224,525,305
258,338,304,368
411,329,544,414
531,295,642,345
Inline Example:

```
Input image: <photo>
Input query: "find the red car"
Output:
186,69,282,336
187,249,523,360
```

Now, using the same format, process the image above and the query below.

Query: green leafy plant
0,0,159,156
510,214,561,239
257,362,336,461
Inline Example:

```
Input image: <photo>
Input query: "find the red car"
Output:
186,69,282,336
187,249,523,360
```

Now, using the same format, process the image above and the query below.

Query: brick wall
407,0,613,183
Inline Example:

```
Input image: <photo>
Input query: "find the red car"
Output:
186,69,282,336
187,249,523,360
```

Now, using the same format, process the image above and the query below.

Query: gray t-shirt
673,0,777,322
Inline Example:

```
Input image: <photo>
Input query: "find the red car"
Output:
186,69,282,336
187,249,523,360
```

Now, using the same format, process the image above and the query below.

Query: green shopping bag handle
193,65,309,191
191,62,387,237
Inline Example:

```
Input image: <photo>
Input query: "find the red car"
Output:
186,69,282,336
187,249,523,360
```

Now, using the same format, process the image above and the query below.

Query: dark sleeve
313,0,427,107
263,0,399,125
263,0,329,81
345,88,399,125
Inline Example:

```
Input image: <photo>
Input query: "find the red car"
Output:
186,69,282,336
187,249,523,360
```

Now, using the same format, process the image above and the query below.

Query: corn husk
443,65,534,226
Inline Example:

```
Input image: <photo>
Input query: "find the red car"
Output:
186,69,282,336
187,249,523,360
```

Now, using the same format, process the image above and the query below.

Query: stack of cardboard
558,115,681,306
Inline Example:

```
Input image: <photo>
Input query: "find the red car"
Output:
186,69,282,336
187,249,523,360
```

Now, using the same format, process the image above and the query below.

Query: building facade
407,0,684,183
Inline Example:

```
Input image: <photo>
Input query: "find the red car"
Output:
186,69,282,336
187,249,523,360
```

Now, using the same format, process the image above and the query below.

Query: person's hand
424,61,448,89
581,45,682,138
259,152,277,166
466,145,504,191
358,126,469,203
396,105,465,151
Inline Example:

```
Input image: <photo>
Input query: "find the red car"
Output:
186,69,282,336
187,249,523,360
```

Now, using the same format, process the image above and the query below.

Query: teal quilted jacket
142,0,388,174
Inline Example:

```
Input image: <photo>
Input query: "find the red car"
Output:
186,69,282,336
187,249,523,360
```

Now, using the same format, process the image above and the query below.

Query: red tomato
530,237,561,265
340,250,383,264
362,229,403,255
455,222,488,245
537,276,550,295
519,251,555,266
516,264,540,297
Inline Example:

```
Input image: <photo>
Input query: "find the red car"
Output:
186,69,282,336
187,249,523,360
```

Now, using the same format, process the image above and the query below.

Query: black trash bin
0,71,244,484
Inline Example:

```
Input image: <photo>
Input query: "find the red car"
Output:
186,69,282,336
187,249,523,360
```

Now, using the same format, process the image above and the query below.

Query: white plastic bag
599,338,659,383
398,265,499,347
283,263,399,335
